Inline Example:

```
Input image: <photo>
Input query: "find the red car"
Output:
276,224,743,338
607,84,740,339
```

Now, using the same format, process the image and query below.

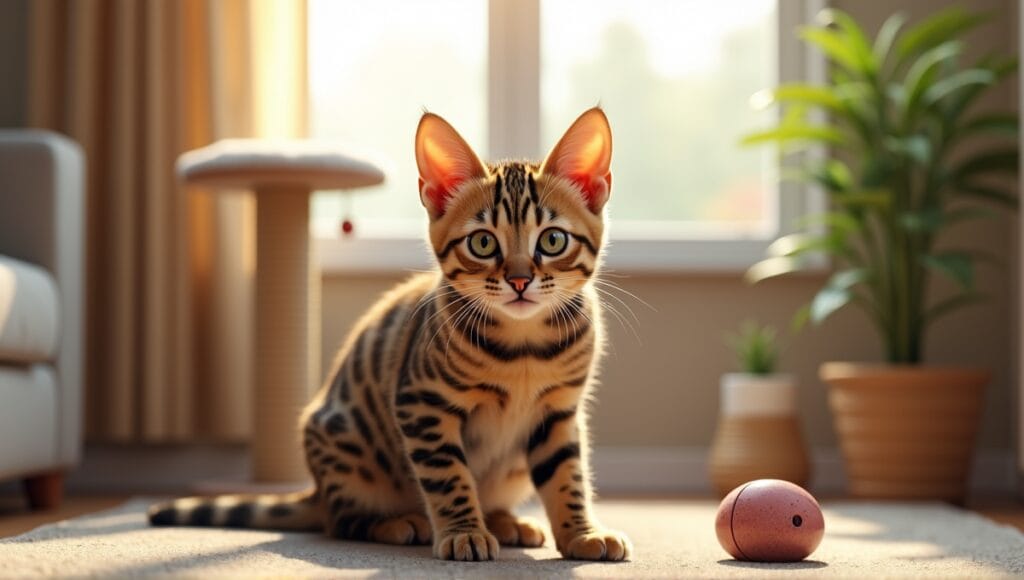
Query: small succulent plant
727,321,780,375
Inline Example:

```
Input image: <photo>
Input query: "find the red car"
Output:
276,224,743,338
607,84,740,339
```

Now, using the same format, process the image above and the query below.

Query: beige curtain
27,0,307,442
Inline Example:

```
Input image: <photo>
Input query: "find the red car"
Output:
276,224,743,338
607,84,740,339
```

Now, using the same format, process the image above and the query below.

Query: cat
148,107,631,562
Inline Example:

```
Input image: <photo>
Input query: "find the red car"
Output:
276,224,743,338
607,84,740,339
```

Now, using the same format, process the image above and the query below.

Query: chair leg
23,471,64,511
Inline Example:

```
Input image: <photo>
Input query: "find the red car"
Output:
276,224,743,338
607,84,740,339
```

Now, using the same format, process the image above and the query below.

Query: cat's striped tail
147,489,322,531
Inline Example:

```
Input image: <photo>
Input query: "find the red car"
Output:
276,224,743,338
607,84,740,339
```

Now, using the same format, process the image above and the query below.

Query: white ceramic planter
719,373,798,417
709,373,810,497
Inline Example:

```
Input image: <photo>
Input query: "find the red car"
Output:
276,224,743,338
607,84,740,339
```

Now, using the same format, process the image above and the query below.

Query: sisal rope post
253,188,317,483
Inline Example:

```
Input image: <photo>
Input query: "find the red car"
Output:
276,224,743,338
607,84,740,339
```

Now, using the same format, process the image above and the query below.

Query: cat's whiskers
420,284,484,329
420,297,475,349
592,285,642,330
544,291,567,345
547,288,582,346
468,295,494,353
591,278,656,312
448,289,489,352
424,285,489,354
430,298,480,358
460,295,487,354
593,291,642,345
563,275,649,326
557,277,642,345
553,288,589,345
408,285,464,323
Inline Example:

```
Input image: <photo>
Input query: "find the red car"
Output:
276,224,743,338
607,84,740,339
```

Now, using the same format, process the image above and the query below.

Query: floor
1,493,1022,539
0,494,125,537
4,497,1023,578
973,498,1024,531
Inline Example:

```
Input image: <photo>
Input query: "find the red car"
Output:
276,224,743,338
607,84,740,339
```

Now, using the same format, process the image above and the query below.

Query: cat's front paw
558,529,632,561
434,528,500,561
485,510,546,547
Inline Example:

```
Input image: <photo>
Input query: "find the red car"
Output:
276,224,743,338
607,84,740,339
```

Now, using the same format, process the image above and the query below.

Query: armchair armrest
0,129,85,467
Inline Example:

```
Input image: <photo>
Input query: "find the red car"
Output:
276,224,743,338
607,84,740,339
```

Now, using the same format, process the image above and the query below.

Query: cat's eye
467,230,499,259
537,228,569,256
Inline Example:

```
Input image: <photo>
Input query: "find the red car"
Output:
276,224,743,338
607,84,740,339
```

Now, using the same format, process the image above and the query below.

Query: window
307,0,486,239
542,0,776,235
308,0,824,273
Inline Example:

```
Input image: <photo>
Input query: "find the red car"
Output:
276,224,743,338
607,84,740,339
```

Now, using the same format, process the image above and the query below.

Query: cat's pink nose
506,275,533,293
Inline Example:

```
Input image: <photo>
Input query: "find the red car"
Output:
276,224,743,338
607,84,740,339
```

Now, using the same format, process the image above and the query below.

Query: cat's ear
415,113,487,218
540,107,613,213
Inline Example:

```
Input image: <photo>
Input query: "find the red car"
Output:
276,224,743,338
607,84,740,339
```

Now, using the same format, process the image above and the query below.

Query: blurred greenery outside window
308,0,817,271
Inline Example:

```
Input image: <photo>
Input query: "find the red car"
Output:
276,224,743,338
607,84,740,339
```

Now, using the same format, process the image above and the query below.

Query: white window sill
315,235,802,276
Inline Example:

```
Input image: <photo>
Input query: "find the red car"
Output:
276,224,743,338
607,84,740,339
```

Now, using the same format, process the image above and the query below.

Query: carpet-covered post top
178,139,386,191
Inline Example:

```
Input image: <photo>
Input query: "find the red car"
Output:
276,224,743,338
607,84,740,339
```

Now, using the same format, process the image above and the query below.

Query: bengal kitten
149,108,631,562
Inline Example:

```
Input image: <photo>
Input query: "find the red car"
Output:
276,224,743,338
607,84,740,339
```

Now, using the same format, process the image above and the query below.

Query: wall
321,0,1019,475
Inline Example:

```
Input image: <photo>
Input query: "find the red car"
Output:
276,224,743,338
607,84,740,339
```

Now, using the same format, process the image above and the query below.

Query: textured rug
1,499,1022,578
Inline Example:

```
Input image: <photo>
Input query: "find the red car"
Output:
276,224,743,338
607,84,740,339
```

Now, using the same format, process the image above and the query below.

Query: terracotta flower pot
820,362,990,502
709,373,811,497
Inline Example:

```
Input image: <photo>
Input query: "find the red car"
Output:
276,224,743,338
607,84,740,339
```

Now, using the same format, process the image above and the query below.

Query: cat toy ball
715,479,825,562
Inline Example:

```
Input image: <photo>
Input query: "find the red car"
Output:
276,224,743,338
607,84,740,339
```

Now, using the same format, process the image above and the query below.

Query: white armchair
0,130,85,509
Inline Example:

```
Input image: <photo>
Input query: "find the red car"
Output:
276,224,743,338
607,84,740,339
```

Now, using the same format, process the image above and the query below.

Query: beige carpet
1,499,1022,578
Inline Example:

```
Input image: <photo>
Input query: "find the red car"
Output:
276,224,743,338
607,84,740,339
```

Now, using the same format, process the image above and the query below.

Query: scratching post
178,140,384,485
253,189,317,481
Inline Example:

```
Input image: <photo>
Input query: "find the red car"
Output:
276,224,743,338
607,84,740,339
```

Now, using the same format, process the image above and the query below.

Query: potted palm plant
743,8,1018,501
709,322,810,497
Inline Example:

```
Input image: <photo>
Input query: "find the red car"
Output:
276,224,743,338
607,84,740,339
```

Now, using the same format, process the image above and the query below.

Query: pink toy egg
715,479,825,562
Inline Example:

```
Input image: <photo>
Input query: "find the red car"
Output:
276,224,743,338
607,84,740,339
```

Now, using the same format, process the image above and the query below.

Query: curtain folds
27,0,308,442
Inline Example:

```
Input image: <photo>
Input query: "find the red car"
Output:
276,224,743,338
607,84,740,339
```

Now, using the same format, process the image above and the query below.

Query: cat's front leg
527,410,632,561
396,386,498,561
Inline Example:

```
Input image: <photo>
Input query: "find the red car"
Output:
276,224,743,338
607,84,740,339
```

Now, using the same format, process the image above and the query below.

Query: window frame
316,0,826,275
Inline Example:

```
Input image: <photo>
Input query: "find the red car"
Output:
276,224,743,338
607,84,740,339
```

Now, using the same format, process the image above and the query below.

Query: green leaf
944,55,1018,120
831,268,869,290
886,83,908,109
954,112,1019,143
903,41,963,112
834,190,891,208
791,303,812,334
726,321,780,374
897,7,987,60
951,148,1019,180
745,257,807,284
900,208,945,232
800,26,866,74
810,287,852,325
821,9,878,76
793,211,862,234
810,269,868,323
860,156,896,188
884,135,931,164
923,68,995,108
953,182,1019,207
874,12,907,69
923,252,974,290
984,54,1019,79
805,160,853,192
832,82,878,143
901,206,1007,234
766,232,846,258
752,84,842,111
740,124,845,147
